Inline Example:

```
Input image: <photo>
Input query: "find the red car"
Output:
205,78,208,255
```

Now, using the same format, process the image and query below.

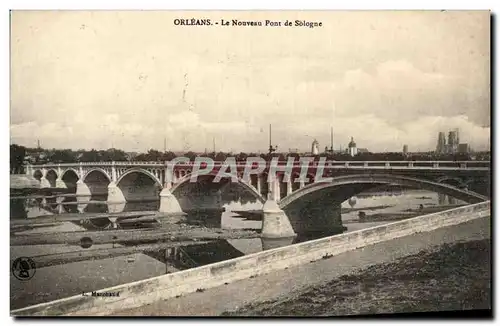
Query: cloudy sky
10,11,490,153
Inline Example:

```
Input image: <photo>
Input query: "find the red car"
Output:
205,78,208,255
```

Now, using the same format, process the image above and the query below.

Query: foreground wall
11,201,490,316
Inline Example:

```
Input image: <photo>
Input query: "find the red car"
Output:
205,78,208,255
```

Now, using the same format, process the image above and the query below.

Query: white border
2,1,497,325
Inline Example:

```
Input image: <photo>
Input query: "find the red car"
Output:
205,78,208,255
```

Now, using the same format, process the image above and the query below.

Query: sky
10,11,491,153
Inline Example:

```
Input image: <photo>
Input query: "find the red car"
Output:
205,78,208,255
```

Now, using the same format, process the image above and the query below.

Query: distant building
436,132,446,154
403,144,409,156
436,129,462,154
348,137,358,157
448,130,459,154
311,139,319,155
357,148,369,154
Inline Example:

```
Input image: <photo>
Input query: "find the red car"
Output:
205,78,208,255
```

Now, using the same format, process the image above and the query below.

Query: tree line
12,144,489,166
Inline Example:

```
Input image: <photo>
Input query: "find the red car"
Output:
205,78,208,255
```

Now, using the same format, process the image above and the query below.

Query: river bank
112,216,490,316
224,238,491,316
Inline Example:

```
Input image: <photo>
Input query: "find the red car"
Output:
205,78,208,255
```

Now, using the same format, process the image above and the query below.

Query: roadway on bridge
112,215,490,316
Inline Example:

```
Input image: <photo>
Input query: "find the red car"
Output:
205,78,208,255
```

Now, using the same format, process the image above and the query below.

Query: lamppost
268,124,278,155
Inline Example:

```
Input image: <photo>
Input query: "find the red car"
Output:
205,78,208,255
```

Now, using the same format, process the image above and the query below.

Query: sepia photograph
9,10,491,317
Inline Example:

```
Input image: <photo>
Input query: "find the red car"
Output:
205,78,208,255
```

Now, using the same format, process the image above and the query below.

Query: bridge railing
27,160,491,171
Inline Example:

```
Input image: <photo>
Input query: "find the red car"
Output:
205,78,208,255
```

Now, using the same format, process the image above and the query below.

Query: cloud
331,60,481,124
11,110,489,153
9,11,490,153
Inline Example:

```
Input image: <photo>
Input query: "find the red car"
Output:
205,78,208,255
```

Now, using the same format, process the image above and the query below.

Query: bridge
25,160,490,238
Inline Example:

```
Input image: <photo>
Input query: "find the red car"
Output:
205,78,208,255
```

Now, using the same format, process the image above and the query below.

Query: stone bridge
26,160,490,238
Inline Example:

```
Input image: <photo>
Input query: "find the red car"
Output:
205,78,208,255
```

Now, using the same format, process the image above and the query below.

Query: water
10,188,465,310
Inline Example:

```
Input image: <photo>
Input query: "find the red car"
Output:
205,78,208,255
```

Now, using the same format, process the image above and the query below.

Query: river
10,189,465,310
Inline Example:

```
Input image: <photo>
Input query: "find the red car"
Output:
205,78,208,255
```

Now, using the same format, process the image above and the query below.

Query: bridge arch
279,174,487,210
171,171,265,204
275,174,487,236
116,168,162,187
61,168,79,179
170,170,264,227
114,168,162,203
61,169,79,192
82,168,112,183
32,169,43,181
82,168,112,198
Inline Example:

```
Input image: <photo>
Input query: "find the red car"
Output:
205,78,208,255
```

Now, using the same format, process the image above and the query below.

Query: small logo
12,257,36,281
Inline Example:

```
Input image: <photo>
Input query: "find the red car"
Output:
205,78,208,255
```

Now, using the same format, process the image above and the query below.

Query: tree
184,151,198,161
134,153,148,162
247,152,259,158
235,152,248,162
50,149,76,163
106,148,128,161
162,151,177,161
80,149,100,162
146,149,163,161
10,144,26,174
214,151,227,162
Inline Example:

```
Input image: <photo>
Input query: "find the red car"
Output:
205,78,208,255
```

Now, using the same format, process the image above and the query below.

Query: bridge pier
159,183,183,215
76,180,91,197
261,180,296,239
107,181,126,203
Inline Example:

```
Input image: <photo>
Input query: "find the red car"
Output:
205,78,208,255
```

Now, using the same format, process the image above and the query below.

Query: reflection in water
178,240,245,266
341,190,466,222
11,195,162,216
10,188,469,270
438,193,458,205
128,240,247,272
